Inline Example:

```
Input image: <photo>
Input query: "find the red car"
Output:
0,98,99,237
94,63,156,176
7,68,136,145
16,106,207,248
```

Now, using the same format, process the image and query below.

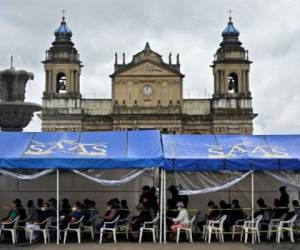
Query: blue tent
0,130,163,169
162,134,300,171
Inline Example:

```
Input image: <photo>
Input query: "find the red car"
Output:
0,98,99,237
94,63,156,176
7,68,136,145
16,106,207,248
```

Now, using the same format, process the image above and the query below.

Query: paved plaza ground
0,242,299,250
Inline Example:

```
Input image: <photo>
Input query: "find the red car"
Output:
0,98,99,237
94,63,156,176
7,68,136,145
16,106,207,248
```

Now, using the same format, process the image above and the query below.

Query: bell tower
212,14,251,98
211,14,257,134
41,13,83,131
43,13,82,97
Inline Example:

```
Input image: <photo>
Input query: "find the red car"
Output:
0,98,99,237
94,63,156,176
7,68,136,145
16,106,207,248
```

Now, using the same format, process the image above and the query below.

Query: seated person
96,199,119,231
61,201,84,230
149,187,159,213
254,198,272,234
219,200,231,230
166,199,177,229
293,200,300,218
278,200,299,222
254,198,272,222
207,201,220,220
170,202,189,236
27,200,39,221
130,203,153,238
1,202,18,225
25,202,53,240
13,199,27,223
197,200,220,231
272,198,285,219
61,198,71,217
84,200,98,226
230,199,246,225
48,198,57,216
195,209,206,232
119,200,130,220
37,198,44,216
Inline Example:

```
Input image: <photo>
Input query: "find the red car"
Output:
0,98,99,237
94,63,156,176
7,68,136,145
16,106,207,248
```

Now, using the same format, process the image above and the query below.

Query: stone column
221,70,225,93
45,70,49,93
246,70,249,93
50,71,54,93
69,70,73,93
241,70,245,93
216,70,220,93
213,73,217,94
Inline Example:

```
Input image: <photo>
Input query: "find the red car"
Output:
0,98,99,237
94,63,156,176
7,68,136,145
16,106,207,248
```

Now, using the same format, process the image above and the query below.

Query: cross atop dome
228,8,232,22
62,9,66,20
221,10,240,37
54,10,72,39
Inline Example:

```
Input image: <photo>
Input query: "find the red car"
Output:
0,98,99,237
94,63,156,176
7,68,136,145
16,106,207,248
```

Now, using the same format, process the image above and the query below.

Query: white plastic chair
205,215,227,243
29,217,52,244
116,215,130,239
267,213,287,240
63,216,85,244
0,216,19,244
139,214,159,243
241,215,263,243
202,214,221,240
83,214,98,240
176,215,196,243
17,216,32,239
232,217,249,240
99,215,120,244
274,214,297,243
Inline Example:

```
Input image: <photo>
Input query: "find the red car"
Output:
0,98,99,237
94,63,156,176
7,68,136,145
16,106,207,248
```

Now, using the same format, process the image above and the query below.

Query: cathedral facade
41,16,257,134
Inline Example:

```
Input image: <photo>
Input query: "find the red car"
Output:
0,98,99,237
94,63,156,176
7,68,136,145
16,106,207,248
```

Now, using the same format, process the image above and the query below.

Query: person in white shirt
170,202,189,234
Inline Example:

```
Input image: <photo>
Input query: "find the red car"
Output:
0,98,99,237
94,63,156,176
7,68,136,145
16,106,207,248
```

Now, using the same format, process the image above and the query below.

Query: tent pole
159,169,163,243
163,169,167,243
251,171,254,244
56,169,60,245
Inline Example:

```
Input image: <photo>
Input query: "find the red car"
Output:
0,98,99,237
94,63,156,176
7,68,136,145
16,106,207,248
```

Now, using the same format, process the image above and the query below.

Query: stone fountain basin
0,101,42,131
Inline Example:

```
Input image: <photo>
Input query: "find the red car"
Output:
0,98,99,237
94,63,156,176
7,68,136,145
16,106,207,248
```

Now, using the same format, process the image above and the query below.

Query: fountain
0,57,42,131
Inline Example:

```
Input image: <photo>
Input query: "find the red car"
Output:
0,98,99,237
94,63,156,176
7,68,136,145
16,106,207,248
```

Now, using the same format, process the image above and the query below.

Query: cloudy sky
0,0,299,134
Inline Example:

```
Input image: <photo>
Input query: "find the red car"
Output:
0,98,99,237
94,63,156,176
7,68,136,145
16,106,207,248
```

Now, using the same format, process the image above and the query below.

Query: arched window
56,72,67,93
228,72,238,93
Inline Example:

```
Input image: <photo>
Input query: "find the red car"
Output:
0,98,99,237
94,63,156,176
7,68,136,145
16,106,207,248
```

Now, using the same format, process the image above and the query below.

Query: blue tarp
162,134,300,171
1,131,300,171
0,130,163,169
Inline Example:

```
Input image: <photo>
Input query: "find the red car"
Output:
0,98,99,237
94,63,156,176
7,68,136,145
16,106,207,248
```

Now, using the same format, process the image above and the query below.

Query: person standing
279,186,290,213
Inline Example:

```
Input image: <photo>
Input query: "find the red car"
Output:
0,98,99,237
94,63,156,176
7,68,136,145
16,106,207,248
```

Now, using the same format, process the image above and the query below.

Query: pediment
117,62,179,77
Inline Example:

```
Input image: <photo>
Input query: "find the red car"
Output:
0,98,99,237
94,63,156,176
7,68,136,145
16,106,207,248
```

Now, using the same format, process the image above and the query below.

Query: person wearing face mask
96,199,119,231
170,202,189,237
60,201,84,230
25,202,53,241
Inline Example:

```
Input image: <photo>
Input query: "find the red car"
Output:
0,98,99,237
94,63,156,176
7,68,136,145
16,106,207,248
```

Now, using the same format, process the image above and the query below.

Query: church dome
54,17,72,38
222,17,239,37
